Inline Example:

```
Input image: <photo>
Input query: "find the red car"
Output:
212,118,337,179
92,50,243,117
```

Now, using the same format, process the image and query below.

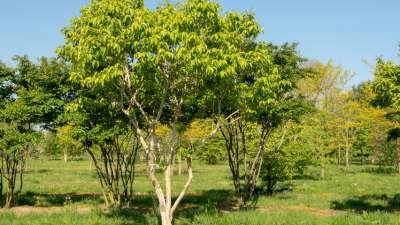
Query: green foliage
372,58,400,110
1,0,399,223
42,132,61,157
211,41,312,205
182,119,225,164
42,130,82,161
260,122,317,194
0,56,71,207
57,0,280,221
195,135,225,165
260,149,294,194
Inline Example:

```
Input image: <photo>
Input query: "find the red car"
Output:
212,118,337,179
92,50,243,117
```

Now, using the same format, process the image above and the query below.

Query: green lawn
1,159,400,225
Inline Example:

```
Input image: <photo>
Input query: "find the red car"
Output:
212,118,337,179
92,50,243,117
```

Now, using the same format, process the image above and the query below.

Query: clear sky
0,0,399,86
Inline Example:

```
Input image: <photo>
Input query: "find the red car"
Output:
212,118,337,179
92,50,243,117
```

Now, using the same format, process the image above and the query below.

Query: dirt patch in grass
256,205,342,217
0,205,93,216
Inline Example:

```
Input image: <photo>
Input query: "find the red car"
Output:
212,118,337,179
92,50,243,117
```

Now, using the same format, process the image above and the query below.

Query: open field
1,159,400,225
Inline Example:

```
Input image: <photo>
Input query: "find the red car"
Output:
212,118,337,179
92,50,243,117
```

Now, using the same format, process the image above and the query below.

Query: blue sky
0,0,399,86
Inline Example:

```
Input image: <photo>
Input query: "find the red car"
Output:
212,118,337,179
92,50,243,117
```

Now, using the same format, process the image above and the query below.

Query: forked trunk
147,150,193,225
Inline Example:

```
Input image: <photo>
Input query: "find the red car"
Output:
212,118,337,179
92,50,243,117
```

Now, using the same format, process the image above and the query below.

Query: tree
42,126,83,162
56,125,83,162
65,88,138,207
0,56,72,208
372,58,400,110
184,119,225,165
348,83,394,166
214,43,310,205
260,122,313,194
297,61,353,177
58,0,267,223
372,55,400,172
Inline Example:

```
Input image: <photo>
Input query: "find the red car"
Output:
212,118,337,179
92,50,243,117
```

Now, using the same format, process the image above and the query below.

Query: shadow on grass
104,208,156,225
17,192,103,206
132,189,235,212
16,189,236,224
331,194,400,213
293,174,320,181
361,166,397,175
103,189,235,225
24,169,51,174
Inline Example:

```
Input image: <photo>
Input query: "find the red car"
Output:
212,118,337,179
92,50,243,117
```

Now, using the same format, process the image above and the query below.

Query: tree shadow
25,169,51,174
176,189,236,218
360,166,397,175
133,189,234,211
17,192,103,206
293,174,320,181
103,208,156,225
124,189,237,223
15,189,238,224
331,194,400,213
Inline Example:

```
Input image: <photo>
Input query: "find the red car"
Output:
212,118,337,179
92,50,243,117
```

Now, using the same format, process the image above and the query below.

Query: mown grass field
1,159,400,225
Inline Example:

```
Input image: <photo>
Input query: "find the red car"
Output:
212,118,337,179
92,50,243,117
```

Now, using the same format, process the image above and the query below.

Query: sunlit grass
2,158,400,224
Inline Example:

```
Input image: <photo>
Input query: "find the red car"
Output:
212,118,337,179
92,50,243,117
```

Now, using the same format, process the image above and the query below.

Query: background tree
0,56,72,208
297,61,353,177
214,43,311,205
260,121,314,194
56,125,83,162
184,119,225,165
372,55,400,172
42,126,83,162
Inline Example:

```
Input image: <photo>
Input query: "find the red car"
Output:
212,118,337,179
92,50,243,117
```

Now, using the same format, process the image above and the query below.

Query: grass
1,159,400,224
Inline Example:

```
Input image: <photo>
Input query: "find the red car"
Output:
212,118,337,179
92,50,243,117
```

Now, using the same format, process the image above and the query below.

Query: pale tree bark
320,163,325,179
142,124,208,225
63,150,68,163
177,154,182,175
120,101,219,225
117,63,227,224
345,128,350,169
337,129,341,166
317,135,325,179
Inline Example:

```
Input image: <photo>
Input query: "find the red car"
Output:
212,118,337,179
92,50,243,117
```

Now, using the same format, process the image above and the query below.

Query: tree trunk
148,153,193,225
320,166,325,179
345,128,349,169
397,138,400,174
4,192,12,209
63,150,68,163
178,154,182,175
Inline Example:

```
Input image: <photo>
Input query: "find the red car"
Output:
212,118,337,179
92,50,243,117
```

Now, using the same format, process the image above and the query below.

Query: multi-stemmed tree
58,0,273,223
212,43,310,205
0,56,71,208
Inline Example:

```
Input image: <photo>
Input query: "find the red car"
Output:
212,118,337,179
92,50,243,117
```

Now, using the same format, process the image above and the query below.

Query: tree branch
171,157,193,215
